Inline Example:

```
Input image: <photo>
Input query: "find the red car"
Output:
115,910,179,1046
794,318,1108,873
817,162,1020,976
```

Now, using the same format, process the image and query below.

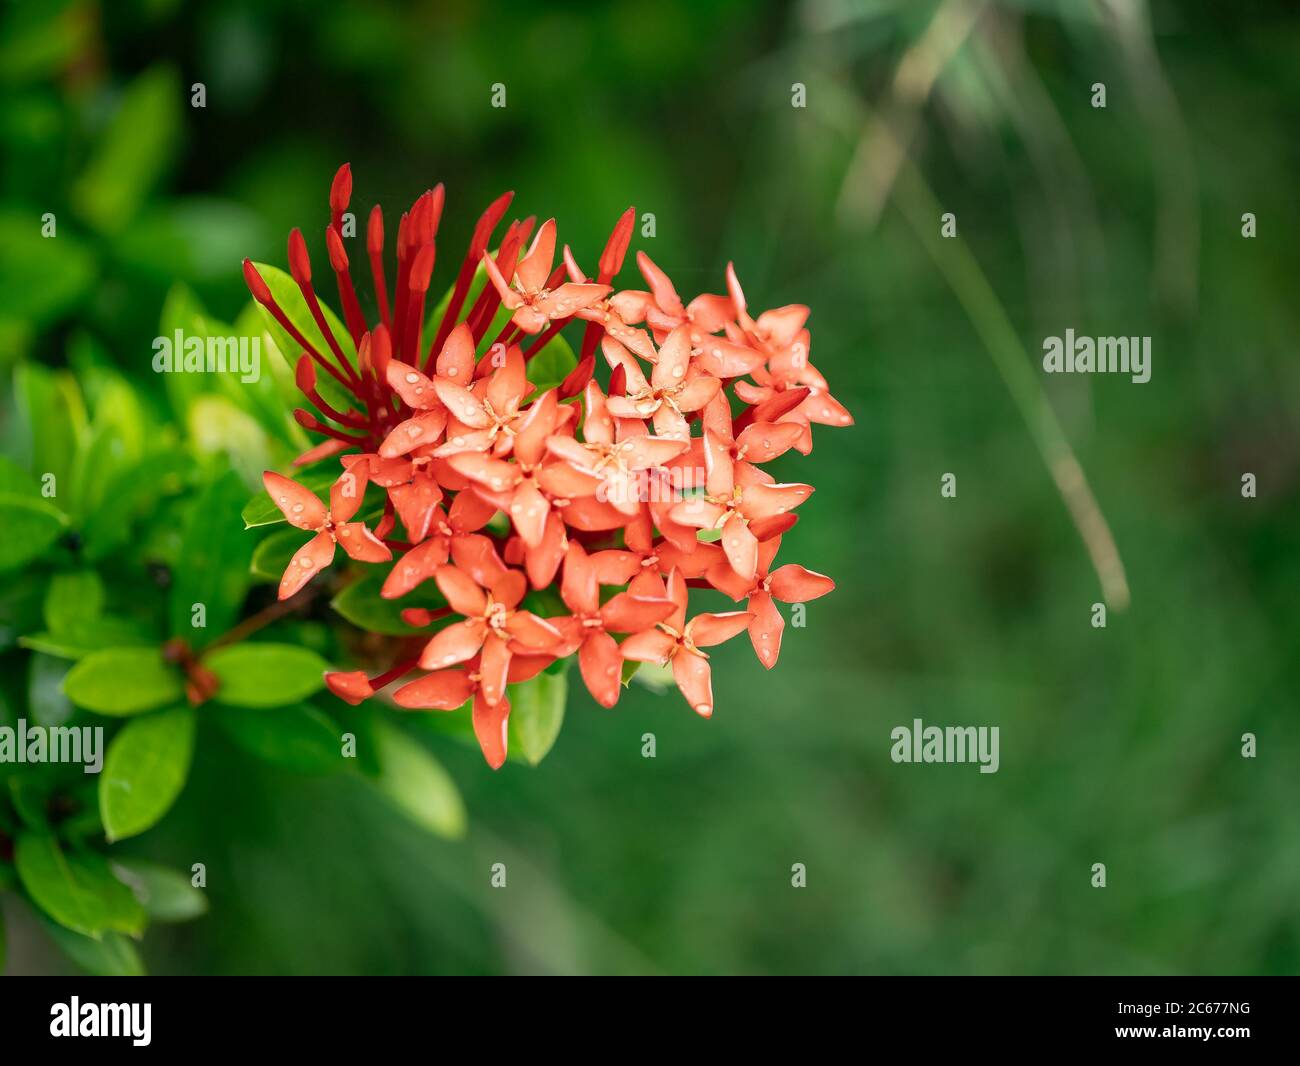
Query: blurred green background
2,0,1297,974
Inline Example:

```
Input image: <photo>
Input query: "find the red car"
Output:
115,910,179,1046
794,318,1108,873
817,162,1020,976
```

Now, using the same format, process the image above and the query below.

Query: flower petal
720,513,757,580
561,541,599,615
599,593,676,634
740,481,813,521
508,480,550,548
516,218,556,293
325,670,374,706
330,469,369,523
620,434,689,471
263,471,327,531
433,378,491,429
581,381,616,445
689,609,754,648
524,511,568,589
278,530,335,599
694,337,765,379
618,629,676,664
471,689,511,768
769,563,836,603
434,565,489,617
672,650,714,717
335,522,392,562
650,325,693,390
505,610,562,651
381,537,448,599
380,410,447,458
385,359,441,409
513,389,558,467
736,421,803,463
448,452,520,493
703,430,734,498
589,549,642,585
419,618,488,669
534,283,610,321
388,475,442,544
477,635,512,707
435,322,477,383
746,590,784,669
579,630,624,708
393,669,475,710
673,366,721,412
485,345,528,413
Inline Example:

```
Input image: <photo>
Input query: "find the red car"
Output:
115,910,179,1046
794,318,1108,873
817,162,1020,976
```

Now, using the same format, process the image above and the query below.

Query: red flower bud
409,243,436,293
326,226,349,273
330,162,352,215
242,258,272,304
288,228,312,284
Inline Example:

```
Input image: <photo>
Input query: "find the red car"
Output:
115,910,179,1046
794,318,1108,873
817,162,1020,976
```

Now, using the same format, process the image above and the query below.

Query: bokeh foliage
1,0,1297,974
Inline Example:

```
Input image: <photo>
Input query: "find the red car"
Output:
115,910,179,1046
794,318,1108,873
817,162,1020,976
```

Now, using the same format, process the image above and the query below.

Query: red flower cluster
244,165,850,768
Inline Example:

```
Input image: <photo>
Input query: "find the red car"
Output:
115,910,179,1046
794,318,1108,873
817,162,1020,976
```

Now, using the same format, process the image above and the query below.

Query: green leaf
367,718,466,839
80,448,190,561
70,377,147,522
630,660,675,692
241,466,335,528
0,455,38,494
28,652,73,727
250,526,305,581
71,66,180,234
170,469,255,645
8,777,51,830
0,4,95,85
114,198,268,284
14,833,146,938
63,647,183,716
98,706,195,842
330,567,449,636
204,643,327,708
9,361,88,499
110,860,208,923
0,214,96,336
20,616,154,660
187,395,271,488
43,571,104,633
214,703,342,773
0,572,46,651
0,492,68,571
36,913,146,976
507,666,568,766
525,332,578,393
